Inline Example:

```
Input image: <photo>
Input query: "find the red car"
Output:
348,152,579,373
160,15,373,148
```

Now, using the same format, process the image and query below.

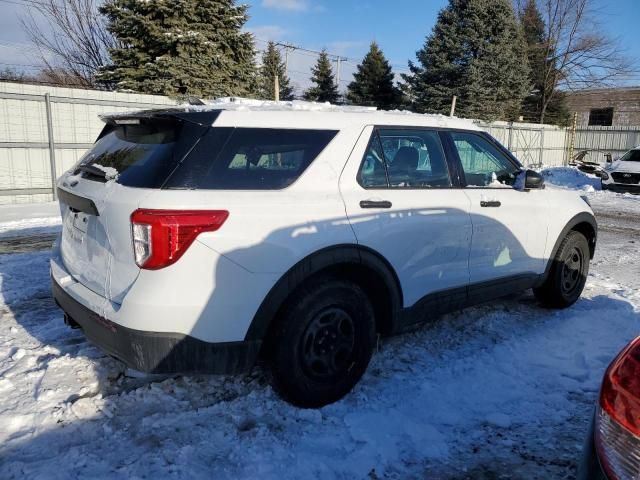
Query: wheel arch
244,244,403,343
542,212,597,280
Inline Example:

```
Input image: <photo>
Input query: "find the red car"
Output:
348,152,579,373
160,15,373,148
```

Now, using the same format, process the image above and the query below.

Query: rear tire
534,231,590,308
269,277,376,408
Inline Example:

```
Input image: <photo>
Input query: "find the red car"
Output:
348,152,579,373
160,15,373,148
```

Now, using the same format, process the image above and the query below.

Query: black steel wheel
534,231,590,309
269,277,376,408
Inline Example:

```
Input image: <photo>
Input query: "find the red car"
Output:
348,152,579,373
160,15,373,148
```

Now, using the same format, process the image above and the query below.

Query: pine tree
520,0,570,125
403,0,530,121
347,42,402,110
98,0,257,98
303,50,340,103
258,42,295,101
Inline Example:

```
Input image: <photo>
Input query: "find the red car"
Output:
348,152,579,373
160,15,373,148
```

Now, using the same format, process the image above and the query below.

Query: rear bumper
577,413,608,480
52,276,261,374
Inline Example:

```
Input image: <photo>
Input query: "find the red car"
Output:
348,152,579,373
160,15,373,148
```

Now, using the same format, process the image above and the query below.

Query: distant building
565,86,640,127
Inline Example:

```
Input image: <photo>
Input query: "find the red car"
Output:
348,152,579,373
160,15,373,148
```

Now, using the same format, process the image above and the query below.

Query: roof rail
202,97,379,113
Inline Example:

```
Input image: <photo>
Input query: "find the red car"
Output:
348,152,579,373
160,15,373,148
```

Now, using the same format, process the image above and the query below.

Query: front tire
534,231,590,308
269,277,376,408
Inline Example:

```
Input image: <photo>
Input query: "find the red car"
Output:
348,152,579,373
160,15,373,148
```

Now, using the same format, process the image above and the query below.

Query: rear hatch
58,111,216,303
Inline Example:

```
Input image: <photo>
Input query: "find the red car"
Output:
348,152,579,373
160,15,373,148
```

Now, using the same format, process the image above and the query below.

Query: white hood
609,159,640,174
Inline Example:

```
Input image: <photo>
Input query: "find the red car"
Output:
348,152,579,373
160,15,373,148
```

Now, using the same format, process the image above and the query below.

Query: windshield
620,149,640,162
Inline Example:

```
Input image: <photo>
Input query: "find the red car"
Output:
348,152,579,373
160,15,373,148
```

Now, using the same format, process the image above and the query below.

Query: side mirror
524,170,545,189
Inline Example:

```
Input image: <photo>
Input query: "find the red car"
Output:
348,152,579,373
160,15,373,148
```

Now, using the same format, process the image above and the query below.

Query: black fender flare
244,244,403,341
539,212,598,283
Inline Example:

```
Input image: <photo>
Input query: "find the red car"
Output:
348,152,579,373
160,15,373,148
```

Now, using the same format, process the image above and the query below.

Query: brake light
596,337,640,480
600,337,640,436
131,209,229,270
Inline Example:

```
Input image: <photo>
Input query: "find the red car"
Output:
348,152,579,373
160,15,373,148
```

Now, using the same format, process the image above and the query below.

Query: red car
578,337,640,480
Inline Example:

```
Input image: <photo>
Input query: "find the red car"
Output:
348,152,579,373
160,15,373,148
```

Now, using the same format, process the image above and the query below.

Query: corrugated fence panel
477,121,568,168
0,81,177,204
574,126,640,161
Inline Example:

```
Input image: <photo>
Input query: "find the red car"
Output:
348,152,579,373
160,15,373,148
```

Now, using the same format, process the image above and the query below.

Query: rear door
58,115,209,303
339,126,472,309
445,130,549,289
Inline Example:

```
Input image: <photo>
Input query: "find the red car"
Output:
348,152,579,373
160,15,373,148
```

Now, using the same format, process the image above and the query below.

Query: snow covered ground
0,174,638,479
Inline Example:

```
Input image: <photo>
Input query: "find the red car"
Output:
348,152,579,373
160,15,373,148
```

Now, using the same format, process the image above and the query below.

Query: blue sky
0,0,638,94
246,0,640,93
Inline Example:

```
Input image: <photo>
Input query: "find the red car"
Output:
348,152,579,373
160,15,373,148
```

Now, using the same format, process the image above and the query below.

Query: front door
339,126,472,309
445,131,549,289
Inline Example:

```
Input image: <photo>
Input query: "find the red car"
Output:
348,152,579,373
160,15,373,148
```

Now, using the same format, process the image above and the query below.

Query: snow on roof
201,97,480,130
103,97,480,131
201,96,380,113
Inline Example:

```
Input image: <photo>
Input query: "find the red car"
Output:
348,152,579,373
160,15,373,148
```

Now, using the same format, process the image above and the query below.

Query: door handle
360,200,392,209
480,200,501,208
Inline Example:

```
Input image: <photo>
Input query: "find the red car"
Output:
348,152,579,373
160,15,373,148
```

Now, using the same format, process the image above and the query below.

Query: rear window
165,128,338,190
75,117,200,188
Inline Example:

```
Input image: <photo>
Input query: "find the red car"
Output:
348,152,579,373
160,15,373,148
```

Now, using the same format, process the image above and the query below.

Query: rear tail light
131,209,229,270
596,337,640,480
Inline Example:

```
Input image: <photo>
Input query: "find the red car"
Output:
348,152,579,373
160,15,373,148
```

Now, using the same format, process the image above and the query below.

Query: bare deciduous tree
538,0,635,123
21,0,115,88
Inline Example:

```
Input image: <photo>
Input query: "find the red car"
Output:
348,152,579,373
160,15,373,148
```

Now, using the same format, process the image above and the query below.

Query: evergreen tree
403,0,530,121
258,42,295,101
519,0,570,125
98,0,256,98
347,42,402,110
303,50,340,103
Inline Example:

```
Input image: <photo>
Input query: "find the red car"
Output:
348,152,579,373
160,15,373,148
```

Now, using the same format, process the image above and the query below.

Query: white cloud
326,41,367,56
261,0,309,11
247,25,289,41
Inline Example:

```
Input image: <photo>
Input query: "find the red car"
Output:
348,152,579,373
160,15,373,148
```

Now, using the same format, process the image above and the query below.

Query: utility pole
567,112,578,166
283,44,291,76
274,74,280,102
449,95,457,117
335,56,342,87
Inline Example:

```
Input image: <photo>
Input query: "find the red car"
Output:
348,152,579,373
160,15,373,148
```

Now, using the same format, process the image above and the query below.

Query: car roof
102,97,482,132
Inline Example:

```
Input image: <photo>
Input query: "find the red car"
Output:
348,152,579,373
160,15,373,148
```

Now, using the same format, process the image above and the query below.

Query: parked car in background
601,146,640,193
578,336,640,480
52,99,597,407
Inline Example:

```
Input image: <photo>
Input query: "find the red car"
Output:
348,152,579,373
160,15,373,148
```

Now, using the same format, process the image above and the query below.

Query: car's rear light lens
596,337,640,480
130,209,229,269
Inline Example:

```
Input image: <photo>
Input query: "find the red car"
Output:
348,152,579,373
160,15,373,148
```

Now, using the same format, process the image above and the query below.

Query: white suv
601,145,640,193
52,100,597,407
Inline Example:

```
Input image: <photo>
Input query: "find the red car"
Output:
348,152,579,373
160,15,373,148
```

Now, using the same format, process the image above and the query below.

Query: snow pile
0,217,61,239
540,166,601,192
0,205,639,478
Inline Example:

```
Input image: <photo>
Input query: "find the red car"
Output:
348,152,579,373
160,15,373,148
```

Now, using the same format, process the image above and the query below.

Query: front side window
358,128,451,188
165,128,338,190
450,132,521,187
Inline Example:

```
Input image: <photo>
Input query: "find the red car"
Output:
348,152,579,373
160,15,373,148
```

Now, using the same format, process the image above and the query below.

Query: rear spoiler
99,109,221,128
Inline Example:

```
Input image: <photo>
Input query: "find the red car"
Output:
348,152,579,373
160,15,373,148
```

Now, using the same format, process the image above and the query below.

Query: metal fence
478,120,569,168
1,81,639,204
572,126,640,164
0,81,176,205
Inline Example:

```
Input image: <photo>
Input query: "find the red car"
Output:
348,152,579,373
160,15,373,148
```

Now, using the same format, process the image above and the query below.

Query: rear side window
165,128,338,190
358,128,451,188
